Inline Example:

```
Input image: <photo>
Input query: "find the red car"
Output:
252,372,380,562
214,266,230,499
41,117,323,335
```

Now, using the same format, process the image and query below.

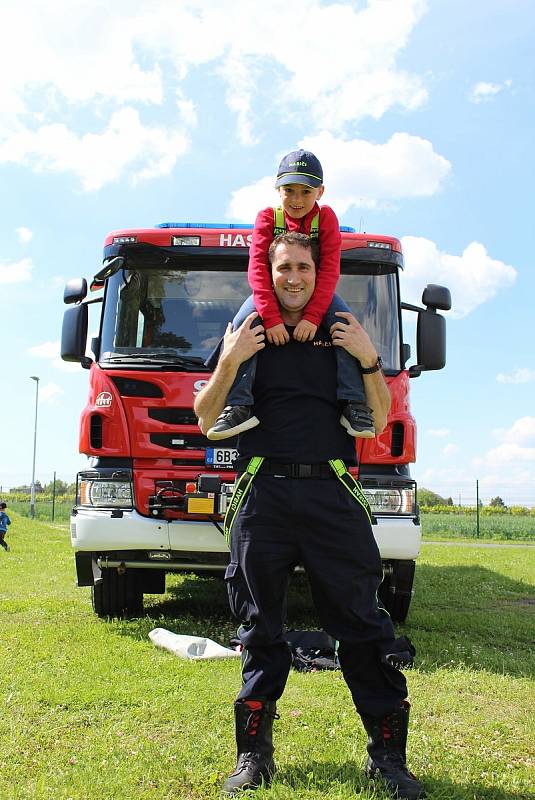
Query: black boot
360,701,425,799
221,699,278,795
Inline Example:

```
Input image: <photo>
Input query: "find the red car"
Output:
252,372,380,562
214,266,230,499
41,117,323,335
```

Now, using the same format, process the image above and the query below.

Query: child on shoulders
207,149,374,441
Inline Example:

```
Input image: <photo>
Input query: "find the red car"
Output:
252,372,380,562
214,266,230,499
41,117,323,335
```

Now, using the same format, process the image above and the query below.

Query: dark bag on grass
285,629,339,672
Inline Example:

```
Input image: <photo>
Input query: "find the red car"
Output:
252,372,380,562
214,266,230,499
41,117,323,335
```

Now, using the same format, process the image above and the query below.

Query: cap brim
275,173,322,189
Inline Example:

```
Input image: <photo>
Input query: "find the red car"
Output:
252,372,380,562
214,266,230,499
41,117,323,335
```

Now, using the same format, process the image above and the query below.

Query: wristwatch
360,356,383,374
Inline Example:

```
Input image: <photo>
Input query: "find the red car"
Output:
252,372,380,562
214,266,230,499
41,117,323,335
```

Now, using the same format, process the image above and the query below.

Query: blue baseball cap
275,149,323,189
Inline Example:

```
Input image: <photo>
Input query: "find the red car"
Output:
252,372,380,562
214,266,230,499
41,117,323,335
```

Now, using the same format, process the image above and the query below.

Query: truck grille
148,408,198,425
150,432,211,450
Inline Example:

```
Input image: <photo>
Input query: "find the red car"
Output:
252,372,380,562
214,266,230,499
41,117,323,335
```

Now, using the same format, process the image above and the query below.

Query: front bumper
71,507,420,564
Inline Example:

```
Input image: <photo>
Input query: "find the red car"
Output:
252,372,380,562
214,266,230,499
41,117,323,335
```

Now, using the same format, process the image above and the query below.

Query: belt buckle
299,463,312,478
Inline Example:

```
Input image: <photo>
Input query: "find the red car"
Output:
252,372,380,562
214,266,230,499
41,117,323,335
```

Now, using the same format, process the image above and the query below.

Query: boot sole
207,416,260,441
366,766,426,799
221,765,275,795
339,415,375,438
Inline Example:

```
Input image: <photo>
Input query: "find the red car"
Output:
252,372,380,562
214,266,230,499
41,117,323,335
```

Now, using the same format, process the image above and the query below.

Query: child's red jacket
248,203,341,329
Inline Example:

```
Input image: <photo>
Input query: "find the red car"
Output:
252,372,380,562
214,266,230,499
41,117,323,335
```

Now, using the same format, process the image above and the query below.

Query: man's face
271,242,316,315
277,183,324,219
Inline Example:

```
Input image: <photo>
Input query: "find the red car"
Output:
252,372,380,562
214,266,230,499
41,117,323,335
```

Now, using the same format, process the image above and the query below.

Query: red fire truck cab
61,221,450,620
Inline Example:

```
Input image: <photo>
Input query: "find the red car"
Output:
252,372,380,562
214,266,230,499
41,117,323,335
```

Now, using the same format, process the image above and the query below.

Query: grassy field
1,513,534,800
421,512,535,542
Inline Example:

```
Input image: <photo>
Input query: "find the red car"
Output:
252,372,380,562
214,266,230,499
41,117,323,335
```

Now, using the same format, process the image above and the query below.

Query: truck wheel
378,560,415,623
91,568,144,618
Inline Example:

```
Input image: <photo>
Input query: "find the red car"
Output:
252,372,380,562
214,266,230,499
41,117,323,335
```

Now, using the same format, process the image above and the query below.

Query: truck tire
378,560,415,623
91,568,144,618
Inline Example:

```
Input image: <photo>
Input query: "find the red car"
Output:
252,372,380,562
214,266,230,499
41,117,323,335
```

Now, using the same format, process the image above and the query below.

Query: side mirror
422,284,451,311
64,278,88,305
415,308,446,372
61,304,90,366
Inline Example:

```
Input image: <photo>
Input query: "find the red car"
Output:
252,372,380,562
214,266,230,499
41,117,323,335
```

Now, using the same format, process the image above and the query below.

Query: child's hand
266,323,290,345
293,320,318,342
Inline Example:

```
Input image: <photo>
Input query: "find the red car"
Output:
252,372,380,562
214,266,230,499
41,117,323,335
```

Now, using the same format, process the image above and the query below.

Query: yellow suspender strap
223,456,265,545
273,206,286,236
328,459,373,525
273,207,320,239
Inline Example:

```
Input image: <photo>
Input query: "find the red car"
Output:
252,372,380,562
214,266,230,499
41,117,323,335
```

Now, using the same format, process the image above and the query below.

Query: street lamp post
30,376,40,519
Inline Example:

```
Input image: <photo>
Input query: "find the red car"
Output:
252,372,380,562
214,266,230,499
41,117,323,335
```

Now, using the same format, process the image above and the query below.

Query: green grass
421,512,535,542
1,513,534,799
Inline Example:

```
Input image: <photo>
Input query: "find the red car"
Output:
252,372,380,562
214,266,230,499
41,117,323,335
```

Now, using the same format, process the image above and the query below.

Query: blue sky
1,0,533,505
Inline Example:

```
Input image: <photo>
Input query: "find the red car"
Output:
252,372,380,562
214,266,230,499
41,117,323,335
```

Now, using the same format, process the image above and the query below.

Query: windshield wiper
101,353,208,370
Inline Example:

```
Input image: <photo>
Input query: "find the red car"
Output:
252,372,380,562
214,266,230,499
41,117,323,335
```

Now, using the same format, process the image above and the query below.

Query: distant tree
10,480,44,493
43,478,70,495
489,496,507,508
418,488,451,506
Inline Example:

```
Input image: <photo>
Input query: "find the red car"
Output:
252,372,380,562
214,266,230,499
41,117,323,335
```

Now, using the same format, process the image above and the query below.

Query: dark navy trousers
225,474,407,717
227,294,367,406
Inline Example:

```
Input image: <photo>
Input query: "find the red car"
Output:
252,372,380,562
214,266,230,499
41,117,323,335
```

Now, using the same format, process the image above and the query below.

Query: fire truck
61,222,450,621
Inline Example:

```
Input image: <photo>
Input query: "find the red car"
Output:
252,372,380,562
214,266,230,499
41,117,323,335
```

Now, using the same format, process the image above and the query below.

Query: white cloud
267,0,429,130
40,382,64,403
493,417,535,448
442,443,458,456
496,368,535,385
28,341,60,359
227,131,451,219
0,257,33,284
0,108,191,191
0,0,430,181
427,428,450,437
470,79,512,104
474,417,535,469
400,237,517,318
16,226,33,244
27,340,78,373
416,462,535,506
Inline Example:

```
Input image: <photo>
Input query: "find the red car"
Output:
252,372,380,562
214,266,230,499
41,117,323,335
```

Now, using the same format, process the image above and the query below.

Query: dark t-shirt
209,326,357,465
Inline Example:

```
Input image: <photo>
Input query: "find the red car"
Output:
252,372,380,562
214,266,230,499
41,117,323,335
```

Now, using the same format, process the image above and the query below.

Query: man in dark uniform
195,232,424,799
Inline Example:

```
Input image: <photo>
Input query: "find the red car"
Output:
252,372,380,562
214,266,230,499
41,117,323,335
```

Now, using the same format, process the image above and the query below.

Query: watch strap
360,356,383,374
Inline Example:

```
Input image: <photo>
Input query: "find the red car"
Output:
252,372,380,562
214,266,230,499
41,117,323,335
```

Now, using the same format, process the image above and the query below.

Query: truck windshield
99,267,400,370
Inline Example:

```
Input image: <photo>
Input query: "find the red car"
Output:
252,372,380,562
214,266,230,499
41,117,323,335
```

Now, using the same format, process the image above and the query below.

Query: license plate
205,447,238,468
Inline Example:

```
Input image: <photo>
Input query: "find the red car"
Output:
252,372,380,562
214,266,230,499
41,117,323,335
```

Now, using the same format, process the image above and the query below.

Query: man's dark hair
0,502,6,509
268,232,320,267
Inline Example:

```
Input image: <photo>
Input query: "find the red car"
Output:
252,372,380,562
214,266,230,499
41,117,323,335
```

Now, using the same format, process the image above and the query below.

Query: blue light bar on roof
156,222,254,229
156,221,356,233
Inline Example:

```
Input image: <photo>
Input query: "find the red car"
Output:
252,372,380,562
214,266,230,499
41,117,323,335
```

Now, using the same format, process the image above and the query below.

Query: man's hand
330,311,377,367
266,323,290,346
330,311,390,433
293,319,318,342
222,312,266,365
195,312,265,434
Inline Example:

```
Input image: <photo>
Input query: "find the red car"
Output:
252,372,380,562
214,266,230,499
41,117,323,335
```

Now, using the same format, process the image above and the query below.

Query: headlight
363,488,415,515
78,479,133,508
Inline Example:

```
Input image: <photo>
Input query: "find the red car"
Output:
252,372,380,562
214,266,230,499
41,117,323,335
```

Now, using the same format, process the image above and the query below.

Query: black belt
258,460,334,479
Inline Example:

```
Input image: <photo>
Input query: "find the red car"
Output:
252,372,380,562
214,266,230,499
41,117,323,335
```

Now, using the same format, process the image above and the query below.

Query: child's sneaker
340,401,375,438
207,406,260,440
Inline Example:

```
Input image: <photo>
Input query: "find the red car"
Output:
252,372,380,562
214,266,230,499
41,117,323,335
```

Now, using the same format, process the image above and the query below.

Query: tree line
8,479,76,495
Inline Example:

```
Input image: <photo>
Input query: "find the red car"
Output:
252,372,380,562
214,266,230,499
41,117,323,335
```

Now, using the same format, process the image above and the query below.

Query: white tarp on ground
149,627,240,660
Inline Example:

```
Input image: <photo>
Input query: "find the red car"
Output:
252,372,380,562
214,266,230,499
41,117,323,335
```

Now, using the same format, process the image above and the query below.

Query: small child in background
0,502,11,551
207,149,374,441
